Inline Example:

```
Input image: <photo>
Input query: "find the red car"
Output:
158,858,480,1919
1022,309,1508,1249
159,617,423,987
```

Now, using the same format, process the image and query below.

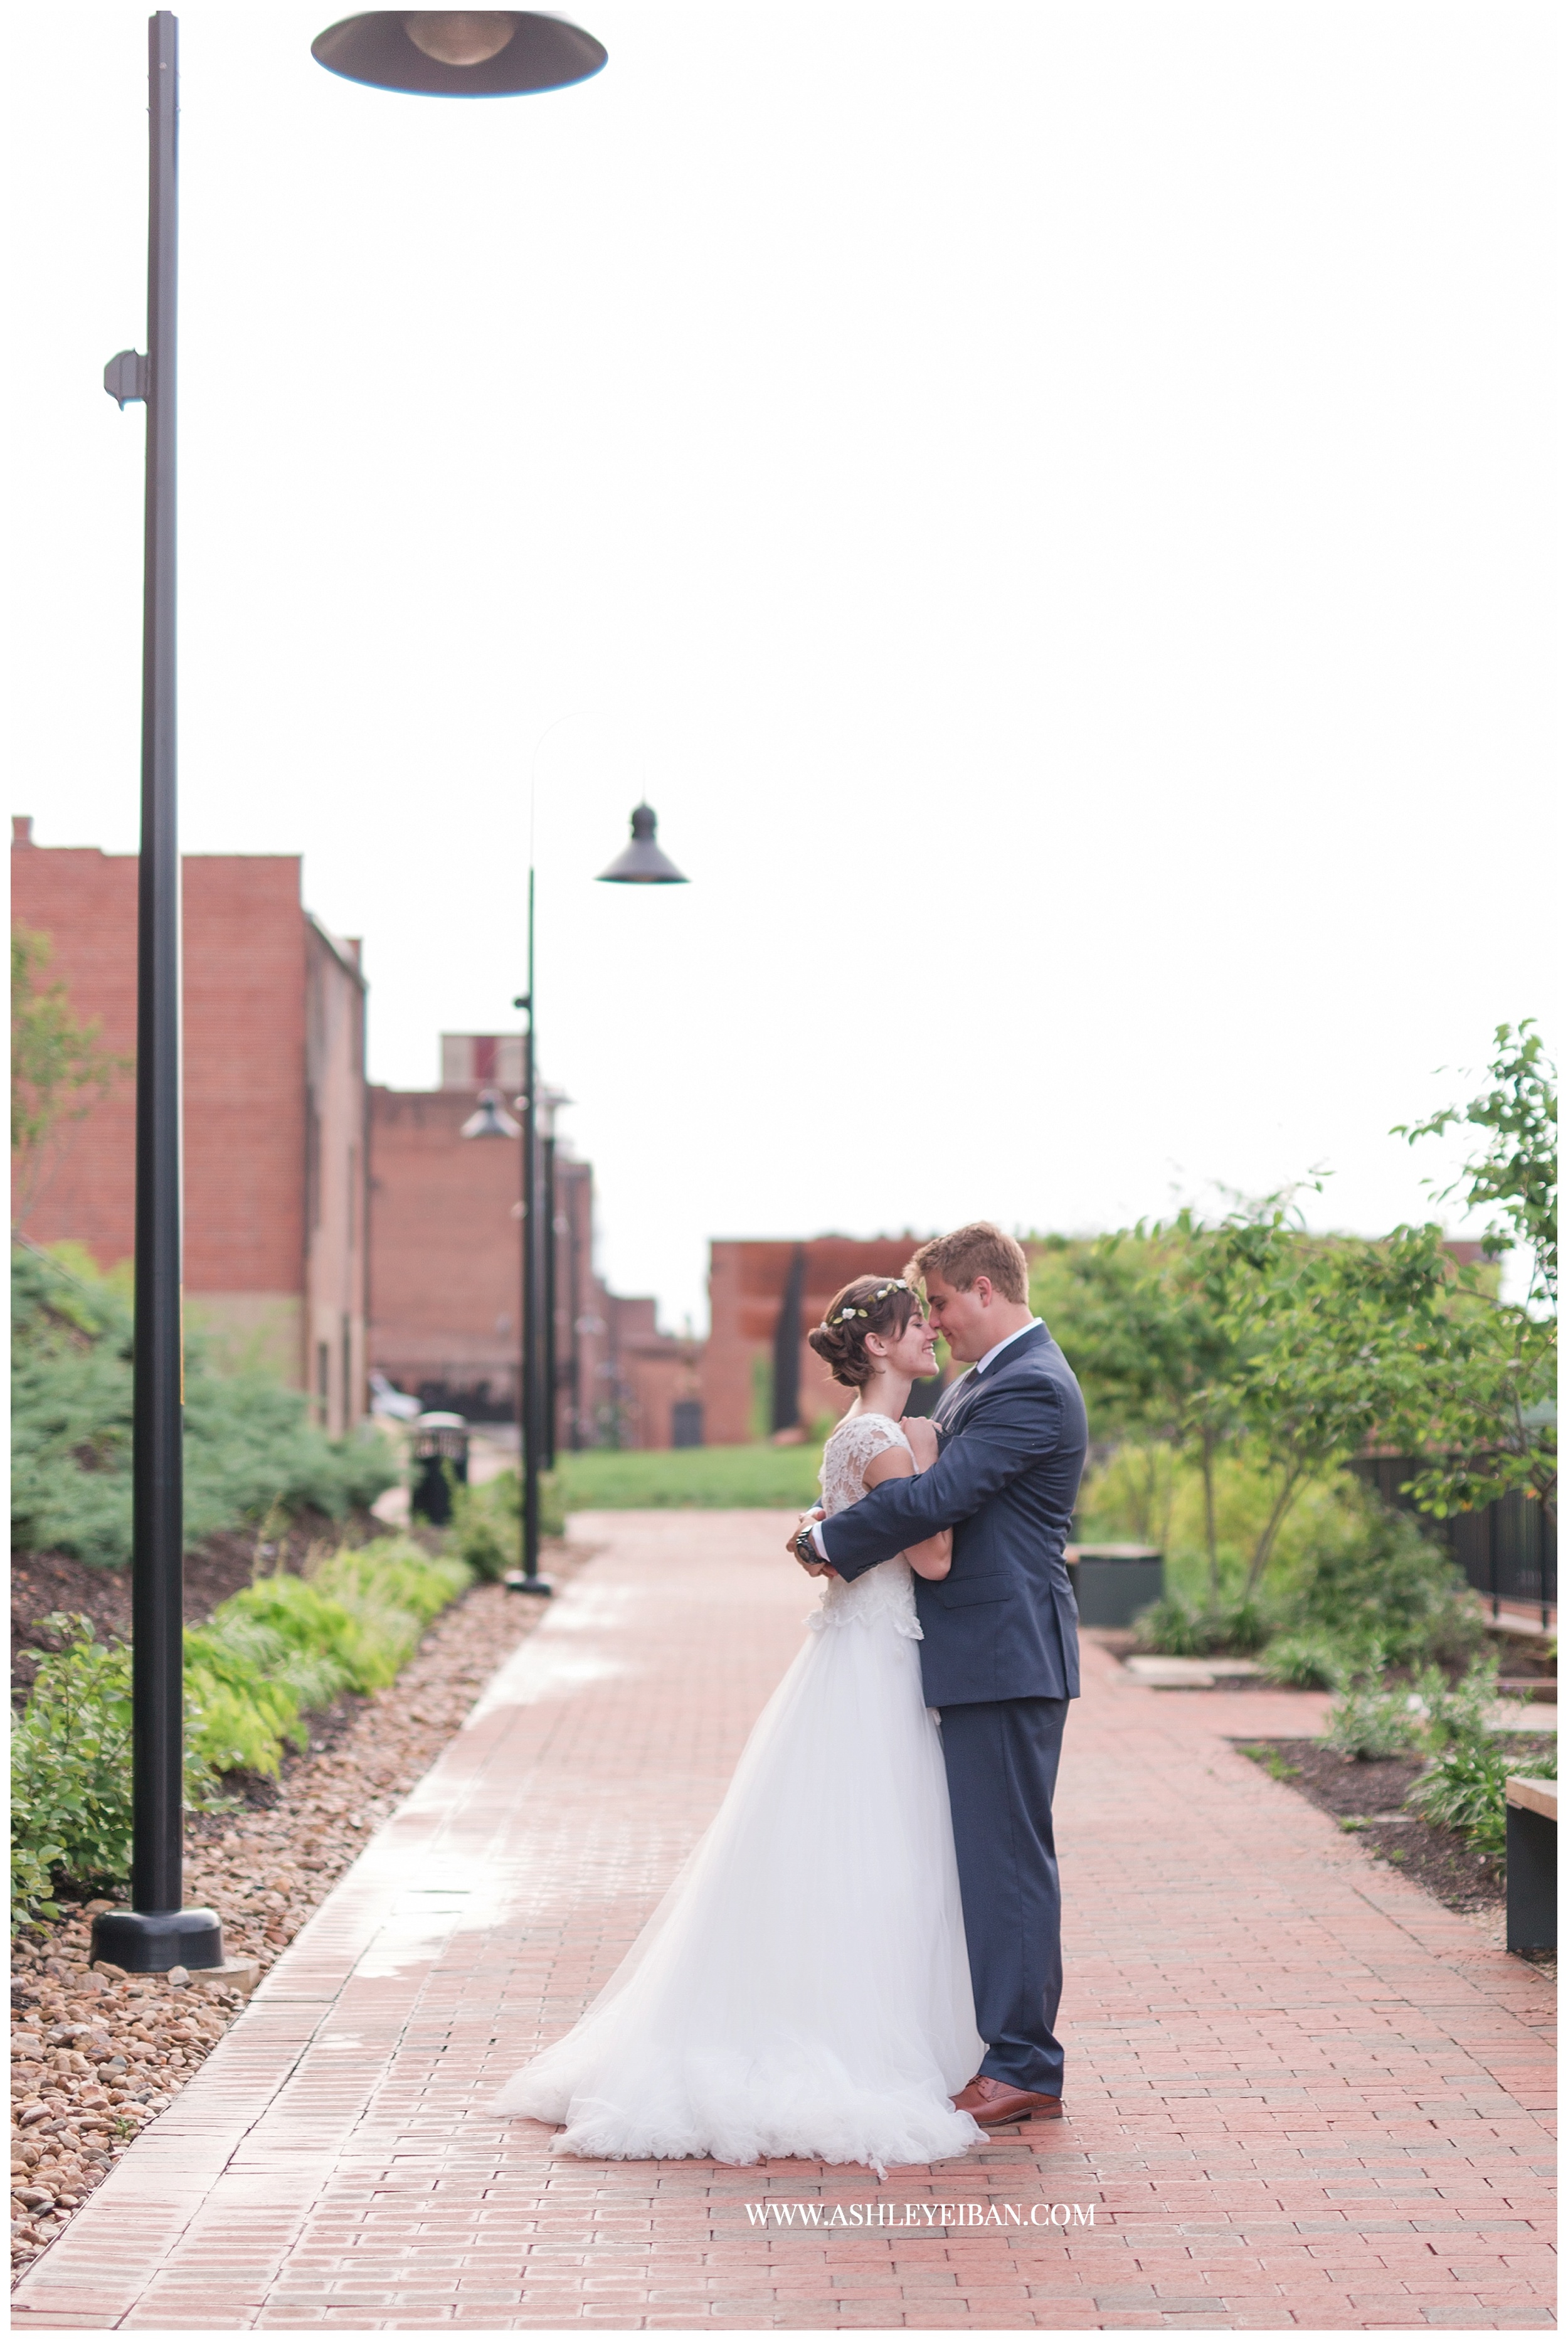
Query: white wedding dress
492,1412,985,2173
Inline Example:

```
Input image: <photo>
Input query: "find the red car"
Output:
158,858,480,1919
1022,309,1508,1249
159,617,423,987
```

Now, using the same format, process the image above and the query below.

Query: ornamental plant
11,1539,472,1933
11,1243,397,1568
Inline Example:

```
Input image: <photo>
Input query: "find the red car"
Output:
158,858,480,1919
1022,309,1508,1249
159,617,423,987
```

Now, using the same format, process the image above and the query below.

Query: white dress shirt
971,1316,1043,1376
808,1319,1043,1559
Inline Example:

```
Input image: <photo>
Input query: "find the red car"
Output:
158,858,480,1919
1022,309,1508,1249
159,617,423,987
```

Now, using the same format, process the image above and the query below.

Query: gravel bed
10,1544,586,2280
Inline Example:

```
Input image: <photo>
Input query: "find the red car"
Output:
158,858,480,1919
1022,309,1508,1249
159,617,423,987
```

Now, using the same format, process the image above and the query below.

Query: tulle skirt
492,1605,985,2173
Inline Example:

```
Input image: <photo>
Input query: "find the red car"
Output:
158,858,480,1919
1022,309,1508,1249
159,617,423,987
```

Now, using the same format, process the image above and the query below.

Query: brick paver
14,1514,1555,2331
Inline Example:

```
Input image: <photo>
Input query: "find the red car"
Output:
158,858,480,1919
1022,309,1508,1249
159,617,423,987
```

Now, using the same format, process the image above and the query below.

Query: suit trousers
937,1695,1069,2095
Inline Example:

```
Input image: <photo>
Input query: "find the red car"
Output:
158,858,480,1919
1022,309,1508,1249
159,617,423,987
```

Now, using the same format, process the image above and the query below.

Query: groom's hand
787,1509,836,1577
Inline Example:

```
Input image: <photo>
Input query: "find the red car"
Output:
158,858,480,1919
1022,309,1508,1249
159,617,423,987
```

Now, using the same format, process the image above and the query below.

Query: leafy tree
1396,1019,1555,1307
1389,1022,1556,1524
11,928,128,1223
1035,1217,1239,1596
1219,1214,1454,1591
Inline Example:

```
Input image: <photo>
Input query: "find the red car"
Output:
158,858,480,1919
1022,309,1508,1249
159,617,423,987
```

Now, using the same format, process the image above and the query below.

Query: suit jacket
817,1321,1086,1707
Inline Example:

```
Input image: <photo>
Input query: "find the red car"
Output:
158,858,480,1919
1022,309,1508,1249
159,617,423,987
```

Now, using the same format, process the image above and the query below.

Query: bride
493,1273,985,2173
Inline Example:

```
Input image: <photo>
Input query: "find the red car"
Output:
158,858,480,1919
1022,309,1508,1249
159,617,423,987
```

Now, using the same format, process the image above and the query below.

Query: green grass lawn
554,1443,823,1512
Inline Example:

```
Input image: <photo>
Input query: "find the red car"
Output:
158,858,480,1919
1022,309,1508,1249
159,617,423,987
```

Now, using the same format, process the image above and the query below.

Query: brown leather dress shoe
953,2074,1064,2124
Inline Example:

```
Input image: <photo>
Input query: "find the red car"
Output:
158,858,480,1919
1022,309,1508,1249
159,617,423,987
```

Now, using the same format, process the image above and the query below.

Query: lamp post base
90,1906,225,1974
503,1573,554,1597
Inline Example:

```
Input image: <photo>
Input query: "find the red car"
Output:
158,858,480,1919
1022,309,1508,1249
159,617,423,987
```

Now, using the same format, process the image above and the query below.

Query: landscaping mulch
1234,1733,1554,1919
10,1541,586,2281
10,1506,394,1701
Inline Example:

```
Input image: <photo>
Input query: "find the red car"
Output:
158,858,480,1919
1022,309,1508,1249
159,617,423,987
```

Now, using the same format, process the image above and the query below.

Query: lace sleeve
819,1415,911,1514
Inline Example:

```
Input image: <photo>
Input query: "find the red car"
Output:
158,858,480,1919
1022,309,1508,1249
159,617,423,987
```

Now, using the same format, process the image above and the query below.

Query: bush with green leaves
1408,1655,1506,1750
1407,1736,1555,1862
447,1468,566,1577
1324,1659,1424,1761
1131,1588,1278,1658
1259,1630,1354,1691
12,1539,471,1933
1290,1504,1483,1670
11,1243,397,1568
1131,1593,1211,1657
306,1540,472,1683
11,1615,137,1928
448,1472,516,1580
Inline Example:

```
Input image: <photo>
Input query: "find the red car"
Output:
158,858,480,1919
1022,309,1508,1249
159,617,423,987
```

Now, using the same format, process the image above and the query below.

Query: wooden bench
1505,1775,1557,1952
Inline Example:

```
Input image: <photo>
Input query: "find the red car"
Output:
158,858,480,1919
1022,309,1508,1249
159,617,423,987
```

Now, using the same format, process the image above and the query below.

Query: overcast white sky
6,1,1557,1329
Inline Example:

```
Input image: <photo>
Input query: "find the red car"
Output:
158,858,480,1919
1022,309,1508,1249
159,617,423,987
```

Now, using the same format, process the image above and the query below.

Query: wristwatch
793,1519,823,1568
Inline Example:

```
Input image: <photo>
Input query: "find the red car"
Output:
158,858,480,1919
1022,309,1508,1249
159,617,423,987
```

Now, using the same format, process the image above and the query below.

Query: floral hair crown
833,1278,910,1324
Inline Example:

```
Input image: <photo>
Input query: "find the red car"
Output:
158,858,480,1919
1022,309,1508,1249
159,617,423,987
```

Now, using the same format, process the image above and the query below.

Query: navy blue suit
818,1321,1086,2094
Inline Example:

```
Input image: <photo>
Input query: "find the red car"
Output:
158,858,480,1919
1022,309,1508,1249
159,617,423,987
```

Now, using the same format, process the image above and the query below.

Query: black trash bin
410,1411,469,1526
1066,1544,1164,1628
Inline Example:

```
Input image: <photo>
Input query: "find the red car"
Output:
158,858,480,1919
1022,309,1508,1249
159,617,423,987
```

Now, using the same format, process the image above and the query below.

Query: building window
317,1340,330,1429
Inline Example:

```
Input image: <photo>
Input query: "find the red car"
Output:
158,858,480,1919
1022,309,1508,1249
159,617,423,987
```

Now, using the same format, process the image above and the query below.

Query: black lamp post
465,802,687,1590
517,810,687,1588
84,9,610,1979
91,13,222,1978
538,1083,570,1473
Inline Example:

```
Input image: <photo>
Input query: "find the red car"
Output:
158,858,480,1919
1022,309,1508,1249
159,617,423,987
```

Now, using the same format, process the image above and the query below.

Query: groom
790,1223,1086,2123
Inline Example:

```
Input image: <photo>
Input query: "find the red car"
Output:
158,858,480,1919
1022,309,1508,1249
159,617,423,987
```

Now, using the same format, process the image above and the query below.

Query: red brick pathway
13,1514,1555,2331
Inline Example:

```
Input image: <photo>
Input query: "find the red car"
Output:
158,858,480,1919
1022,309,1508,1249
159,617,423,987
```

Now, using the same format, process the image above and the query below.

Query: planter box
1066,1543,1163,1628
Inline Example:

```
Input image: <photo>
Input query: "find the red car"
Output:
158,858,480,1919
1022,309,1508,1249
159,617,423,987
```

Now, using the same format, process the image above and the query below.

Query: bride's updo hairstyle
807,1274,921,1388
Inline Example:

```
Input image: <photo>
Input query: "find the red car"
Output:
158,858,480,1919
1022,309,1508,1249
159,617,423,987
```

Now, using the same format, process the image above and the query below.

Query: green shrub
307,1539,472,1686
1132,1593,1211,1655
212,1538,471,1696
10,1613,226,1931
1213,1593,1275,1654
11,1244,397,1568
1408,1736,1555,1861
183,1607,347,1777
1410,1655,1505,1751
448,1473,513,1580
1259,1630,1354,1691
1291,1502,1483,1669
11,1616,135,1928
445,1467,569,1572
1325,1661,1424,1761
1132,1588,1277,1657
11,1539,471,1932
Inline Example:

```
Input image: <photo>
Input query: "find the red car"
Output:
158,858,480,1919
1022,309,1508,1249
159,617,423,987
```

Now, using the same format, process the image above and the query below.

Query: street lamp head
311,10,607,97
406,12,516,65
596,803,689,885
460,1087,521,1138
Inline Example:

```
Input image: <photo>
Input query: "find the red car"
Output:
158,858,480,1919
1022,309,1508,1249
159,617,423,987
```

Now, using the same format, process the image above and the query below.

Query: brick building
11,820,368,1430
699,1236,942,1447
368,1039,698,1450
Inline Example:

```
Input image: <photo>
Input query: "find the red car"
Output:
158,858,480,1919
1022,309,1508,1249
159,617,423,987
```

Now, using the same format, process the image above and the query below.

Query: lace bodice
810,1415,921,1639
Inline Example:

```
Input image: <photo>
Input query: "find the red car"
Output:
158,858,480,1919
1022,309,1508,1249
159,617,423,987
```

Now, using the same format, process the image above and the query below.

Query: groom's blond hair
905,1223,1030,1305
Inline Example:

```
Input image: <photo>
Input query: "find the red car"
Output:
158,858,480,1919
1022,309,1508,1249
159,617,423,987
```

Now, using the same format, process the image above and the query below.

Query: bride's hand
901,1417,938,1471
